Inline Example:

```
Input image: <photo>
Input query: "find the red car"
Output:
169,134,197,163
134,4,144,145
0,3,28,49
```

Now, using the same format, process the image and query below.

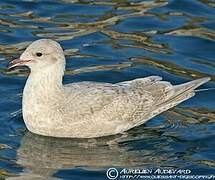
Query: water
0,0,215,179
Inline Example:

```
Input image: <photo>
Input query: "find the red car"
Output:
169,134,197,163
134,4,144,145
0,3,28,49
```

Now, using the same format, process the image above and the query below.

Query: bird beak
8,59,31,70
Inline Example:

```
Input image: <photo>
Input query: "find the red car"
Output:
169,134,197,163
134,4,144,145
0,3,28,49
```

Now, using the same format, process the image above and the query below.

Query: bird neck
26,64,64,94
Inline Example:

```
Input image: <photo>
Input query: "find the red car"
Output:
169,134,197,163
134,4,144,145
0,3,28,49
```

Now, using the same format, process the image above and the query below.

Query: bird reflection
10,127,169,179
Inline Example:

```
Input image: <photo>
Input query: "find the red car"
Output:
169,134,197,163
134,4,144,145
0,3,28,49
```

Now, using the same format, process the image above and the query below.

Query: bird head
8,39,65,72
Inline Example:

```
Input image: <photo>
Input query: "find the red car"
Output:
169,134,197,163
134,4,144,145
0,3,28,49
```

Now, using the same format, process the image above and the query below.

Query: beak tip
7,62,17,70
7,65,14,70
7,58,24,70
7,58,31,70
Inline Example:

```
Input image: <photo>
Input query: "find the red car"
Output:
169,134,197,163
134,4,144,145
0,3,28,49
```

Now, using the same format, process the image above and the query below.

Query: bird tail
195,87,215,92
155,77,211,112
175,77,211,92
131,77,211,128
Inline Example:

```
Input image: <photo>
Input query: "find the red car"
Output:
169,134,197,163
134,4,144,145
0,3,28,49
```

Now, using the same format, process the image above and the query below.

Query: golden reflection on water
131,57,215,80
199,0,215,8
164,107,215,129
0,0,214,80
166,26,215,41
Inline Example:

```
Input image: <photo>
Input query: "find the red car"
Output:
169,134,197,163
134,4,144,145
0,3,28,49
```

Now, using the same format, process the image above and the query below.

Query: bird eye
36,52,43,57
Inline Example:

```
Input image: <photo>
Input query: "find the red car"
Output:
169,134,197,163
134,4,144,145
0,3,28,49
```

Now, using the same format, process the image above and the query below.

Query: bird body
8,39,210,138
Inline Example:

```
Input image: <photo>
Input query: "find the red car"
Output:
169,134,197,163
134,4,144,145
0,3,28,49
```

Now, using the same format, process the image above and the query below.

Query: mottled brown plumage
8,39,210,138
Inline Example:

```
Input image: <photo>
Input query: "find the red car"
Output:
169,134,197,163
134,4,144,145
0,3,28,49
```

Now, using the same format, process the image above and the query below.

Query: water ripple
0,0,214,179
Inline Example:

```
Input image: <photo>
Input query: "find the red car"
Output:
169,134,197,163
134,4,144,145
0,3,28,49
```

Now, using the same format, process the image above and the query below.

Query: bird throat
25,64,64,96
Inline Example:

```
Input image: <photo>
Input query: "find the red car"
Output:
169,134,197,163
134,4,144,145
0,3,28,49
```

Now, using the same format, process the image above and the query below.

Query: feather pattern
28,76,209,138
9,39,210,138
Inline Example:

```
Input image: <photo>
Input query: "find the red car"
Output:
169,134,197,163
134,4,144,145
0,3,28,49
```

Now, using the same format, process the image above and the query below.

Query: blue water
0,0,215,179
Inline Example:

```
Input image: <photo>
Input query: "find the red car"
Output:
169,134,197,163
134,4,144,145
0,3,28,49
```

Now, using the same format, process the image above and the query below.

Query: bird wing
63,81,121,119
62,76,162,119
108,76,210,129
62,77,210,131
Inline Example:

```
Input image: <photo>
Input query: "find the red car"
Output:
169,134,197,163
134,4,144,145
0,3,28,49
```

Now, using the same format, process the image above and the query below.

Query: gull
8,39,210,138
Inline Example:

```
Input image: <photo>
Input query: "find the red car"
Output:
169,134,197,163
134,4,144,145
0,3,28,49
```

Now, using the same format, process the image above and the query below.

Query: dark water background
0,0,215,179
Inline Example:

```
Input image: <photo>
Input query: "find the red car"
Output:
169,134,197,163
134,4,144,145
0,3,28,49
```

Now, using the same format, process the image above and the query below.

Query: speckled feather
11,39,210,138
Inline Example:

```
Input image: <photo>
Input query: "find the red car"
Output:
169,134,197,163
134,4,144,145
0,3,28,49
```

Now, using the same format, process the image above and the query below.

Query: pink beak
8,59,31,70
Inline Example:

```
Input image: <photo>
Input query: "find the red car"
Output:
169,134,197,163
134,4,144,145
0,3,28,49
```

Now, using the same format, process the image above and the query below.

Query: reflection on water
12,132,155,179
0,0,215,179
6,129,182,179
